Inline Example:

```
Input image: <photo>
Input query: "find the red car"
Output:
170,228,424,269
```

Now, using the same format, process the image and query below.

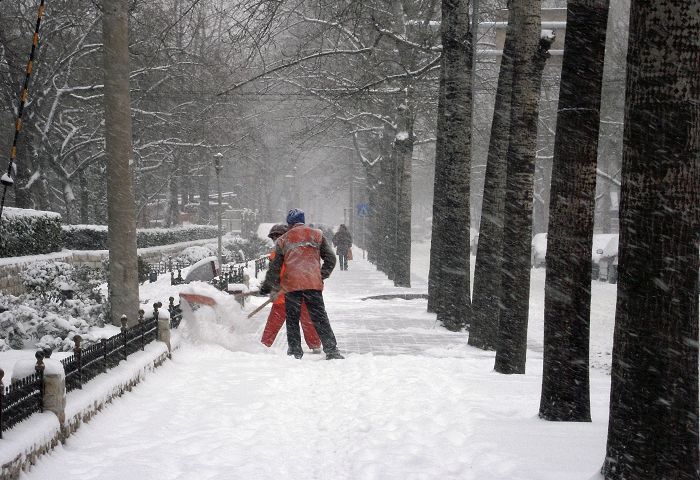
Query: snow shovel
246,289,285,319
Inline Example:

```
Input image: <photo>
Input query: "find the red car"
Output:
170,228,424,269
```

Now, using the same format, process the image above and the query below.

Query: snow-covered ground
14,244,615,480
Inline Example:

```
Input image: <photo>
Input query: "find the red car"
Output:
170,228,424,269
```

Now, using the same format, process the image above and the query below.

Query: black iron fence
61,307,160,393
254,256,268,278
0,352,44,439
0,300,181,438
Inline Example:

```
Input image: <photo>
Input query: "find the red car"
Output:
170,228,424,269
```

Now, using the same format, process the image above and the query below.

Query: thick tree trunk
375,130,395,277
434,0,473,331
494,4,551,374
392,105,414,288
427,56,447,314
602,1,699,478
103,0,139,327
539,0,609,422
469,7,516,350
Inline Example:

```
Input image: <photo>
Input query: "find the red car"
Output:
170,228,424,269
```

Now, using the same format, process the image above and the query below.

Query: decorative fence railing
147,254,268,286
0,299,183,438
0,352,44,439
61,307,160,393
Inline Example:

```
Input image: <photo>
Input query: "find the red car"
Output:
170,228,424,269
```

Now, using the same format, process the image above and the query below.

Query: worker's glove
259,283,271,296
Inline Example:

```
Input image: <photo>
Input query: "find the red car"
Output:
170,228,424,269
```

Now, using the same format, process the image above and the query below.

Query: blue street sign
357,202,370,217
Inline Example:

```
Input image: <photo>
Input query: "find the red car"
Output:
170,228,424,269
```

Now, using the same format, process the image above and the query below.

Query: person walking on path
260,208,344,360
260,224,322,353
332,224,353,271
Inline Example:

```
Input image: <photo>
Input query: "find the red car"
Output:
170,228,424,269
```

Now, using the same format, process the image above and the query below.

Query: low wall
0,340,176,480
0,238,217,296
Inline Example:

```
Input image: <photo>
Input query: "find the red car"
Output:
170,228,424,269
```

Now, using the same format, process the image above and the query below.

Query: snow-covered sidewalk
20,256,611,480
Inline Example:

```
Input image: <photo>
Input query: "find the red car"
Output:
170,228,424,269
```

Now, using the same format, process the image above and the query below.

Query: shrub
62,224,219,250
0,208,62,258
0,260,106,352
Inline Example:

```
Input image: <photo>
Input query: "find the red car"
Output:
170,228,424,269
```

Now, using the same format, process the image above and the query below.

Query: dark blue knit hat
286,208,305,225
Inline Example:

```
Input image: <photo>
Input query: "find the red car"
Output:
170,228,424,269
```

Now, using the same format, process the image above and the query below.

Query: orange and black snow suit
261,223,339,357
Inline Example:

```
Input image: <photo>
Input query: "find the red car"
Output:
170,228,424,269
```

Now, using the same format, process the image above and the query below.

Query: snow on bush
0,260,106,352
62,224,219,250
175,245,217,265
0,207,62,258
171,233,268,265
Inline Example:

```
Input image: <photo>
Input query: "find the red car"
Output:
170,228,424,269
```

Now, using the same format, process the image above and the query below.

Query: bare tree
602,0,699,477
103,0,139,326
432,0,473,330
493,3,552,374
469,3,516,349
539,0,609,422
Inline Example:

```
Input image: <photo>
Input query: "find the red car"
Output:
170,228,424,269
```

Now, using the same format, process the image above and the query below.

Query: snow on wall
0,337,178,478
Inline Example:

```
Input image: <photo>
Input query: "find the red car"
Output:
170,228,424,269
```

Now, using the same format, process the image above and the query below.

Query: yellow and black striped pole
0,0,46,219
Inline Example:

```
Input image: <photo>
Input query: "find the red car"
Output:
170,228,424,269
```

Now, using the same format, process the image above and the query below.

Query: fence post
139,309,145,351
156,301,171,356
101,338,108,372
41,353,66,425
121,315,128,361
74,335,82,389
35,351,45,413
0,368,4,439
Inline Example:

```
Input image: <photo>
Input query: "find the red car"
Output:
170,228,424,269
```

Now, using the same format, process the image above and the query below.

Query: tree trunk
392,104,414,288
469,6,516,350
198,161,210,224
539,0,609,422
165,157,180,227
434,0,473,331
602,1,699,478
103,0,139,327
494,3,551,374
79,170,89,223
427,55,447,314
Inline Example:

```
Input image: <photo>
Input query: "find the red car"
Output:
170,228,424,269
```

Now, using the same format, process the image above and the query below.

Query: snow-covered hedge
0,208,62,258
170,233,269,265
62,225,219,250
0,260,105,351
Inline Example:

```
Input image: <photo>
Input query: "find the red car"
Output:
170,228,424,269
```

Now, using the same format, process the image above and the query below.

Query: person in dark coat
332,224,353,271
260,208,344,360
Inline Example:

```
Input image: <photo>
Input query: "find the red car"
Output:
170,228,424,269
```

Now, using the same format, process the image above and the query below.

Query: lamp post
213,152,223,271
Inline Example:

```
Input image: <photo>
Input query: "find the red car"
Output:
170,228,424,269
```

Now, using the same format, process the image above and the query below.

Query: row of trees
1,0,697,477
431,0,698,479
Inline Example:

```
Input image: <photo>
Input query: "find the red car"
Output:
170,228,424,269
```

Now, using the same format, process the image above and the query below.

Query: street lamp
213,152,223,271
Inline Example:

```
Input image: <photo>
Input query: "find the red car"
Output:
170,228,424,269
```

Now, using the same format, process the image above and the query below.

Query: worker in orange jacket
260,208,344,360
260,224,321,352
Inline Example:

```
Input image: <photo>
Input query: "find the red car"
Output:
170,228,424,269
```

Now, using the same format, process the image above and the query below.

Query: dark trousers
285,290,338,356
338,252,348,270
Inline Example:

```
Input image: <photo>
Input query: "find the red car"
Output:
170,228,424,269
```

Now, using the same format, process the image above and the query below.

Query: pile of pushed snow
255,223,276,243
177,282,264,354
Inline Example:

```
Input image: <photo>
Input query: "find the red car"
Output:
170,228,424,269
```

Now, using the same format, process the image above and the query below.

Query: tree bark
104,0,139,327
392,102,414,288
469,6,516,350
434,0,473,331
198,161,210,224
79,169,89,224
602,0,699,478
539,0,609,422
494,3,551,374
427,55,447,314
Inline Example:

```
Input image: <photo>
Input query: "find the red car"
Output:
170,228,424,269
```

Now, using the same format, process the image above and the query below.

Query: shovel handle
247,297,273,319
246,289,285,319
